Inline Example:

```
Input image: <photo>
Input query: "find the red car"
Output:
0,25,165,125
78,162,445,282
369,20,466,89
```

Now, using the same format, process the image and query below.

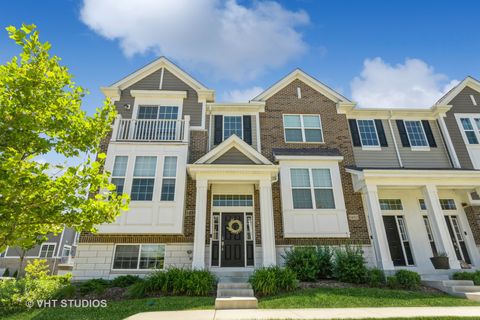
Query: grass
258,287,480,309
1,296,215,320
3,287,480,320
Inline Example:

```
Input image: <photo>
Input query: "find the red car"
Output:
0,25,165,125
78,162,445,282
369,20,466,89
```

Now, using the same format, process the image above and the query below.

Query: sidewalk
126,306,480,320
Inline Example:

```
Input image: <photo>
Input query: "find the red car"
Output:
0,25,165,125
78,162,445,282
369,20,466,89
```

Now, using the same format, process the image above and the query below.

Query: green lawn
3,287,480,320
258,287,480,309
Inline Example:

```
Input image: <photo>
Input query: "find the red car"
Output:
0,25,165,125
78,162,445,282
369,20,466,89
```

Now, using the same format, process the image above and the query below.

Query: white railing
112,115,190,142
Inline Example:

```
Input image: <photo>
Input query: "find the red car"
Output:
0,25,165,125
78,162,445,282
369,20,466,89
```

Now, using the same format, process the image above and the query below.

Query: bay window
131,156,157,201
290,168,335,209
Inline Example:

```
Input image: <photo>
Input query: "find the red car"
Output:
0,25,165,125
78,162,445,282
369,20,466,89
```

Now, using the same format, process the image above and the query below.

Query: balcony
112,115,190,143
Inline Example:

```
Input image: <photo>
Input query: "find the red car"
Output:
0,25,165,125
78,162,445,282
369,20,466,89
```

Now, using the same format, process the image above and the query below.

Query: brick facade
260,79,370,245
465,205,480,245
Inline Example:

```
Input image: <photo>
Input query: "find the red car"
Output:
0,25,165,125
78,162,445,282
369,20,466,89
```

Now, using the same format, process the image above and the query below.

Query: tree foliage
0,24,129,252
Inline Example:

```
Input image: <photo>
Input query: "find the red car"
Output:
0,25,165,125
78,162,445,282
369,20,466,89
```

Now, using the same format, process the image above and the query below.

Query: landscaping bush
453,271,480,285
2,268,10,277
387,270,421,290
25,259,50,279
333,246,368,284
367,268,385,287
249,266,298,296
283,246,333,281
111,275,142,288
127,268,215,298
78,278,110,296
55,283,77,299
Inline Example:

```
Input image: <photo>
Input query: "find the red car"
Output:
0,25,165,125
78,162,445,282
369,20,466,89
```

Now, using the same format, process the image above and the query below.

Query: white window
290,168,335,209
112,244,165,270
418,199,427,210
379,199,403,210
246,215,254,241
131,156,157,201
212,215,220,240
440,199,457,210
223,116,243,140
460,117,480,145
111,156,128,195
62,245,71,257
212,195,253,207
160,156,177,201
357,120,380,147
137,106,179,120
283,115,323,143
39,243,56,258
404,120,428,147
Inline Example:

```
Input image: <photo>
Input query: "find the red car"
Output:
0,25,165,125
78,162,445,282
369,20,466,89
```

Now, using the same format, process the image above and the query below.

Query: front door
221,213,245,267
383,216,406,266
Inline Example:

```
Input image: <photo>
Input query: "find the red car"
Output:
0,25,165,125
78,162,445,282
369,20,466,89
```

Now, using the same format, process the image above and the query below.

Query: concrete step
215,297,258,309
451,285,480,293
465,292,480,301
218,282,252,289
216,276,250,283
217,288,254,298
422,280,475,288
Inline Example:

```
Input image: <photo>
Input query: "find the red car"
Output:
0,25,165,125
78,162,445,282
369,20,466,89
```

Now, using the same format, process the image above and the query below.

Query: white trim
436,76,480,105
356,119,381,149
403,120,430,150
470,94,477,106
222,115,244,140
159,67,164,89
130,90,187,100
253,69,350,103
437,116,461,168
338,104,451,120
274,155,344,161
256,113,261,153
387,118,403,167
111,243,166,271
56,228,65,258
454,114,480,169
207,102,265,114
39,243,57,258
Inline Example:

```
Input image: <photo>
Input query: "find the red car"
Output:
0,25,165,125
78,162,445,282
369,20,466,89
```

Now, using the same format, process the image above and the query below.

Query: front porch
349,168,480,276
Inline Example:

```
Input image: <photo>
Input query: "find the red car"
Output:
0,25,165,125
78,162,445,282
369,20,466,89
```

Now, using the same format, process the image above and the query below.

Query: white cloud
351,58,459,108
80,0,309,81
222,86,264,102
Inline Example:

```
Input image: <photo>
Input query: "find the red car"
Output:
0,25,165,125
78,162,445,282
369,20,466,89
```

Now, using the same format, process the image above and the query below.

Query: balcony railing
112,115,190,142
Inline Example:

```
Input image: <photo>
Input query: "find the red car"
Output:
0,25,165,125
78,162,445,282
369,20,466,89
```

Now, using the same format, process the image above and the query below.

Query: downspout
388,111,403,168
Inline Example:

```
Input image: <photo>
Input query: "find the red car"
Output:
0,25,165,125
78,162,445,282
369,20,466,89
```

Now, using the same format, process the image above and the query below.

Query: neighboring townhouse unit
342,100,480,273
72,57,480,280
72,58,372,280
0,228,79,276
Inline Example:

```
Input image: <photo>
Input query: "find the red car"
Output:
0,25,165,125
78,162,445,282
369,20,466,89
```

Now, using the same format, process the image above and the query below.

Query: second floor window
404,120,428,147
357,120,380,146
161,156,177,201
138,106,179,120
131,156,157,201
39,244,56,258
460,117,480,144
290,168,334,209
111,156,128,194
283,114,323,143
223,116,243,140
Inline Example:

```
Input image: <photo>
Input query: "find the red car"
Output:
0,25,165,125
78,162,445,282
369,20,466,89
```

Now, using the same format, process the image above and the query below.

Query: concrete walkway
126,306,480,320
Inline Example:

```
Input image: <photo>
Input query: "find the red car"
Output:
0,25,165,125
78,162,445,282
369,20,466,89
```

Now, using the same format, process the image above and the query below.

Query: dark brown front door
221,213,245,267
383,216,406,266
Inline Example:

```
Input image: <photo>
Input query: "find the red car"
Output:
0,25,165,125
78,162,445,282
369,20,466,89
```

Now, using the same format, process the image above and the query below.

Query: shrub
367,268,385,287
333,246,368,284
126,281,148,299
2,269,10,277
283,246,333,282
78,278,110,296
12,270,18,278
249,266,298,296
111,275,142,288
387,270,421,290
55,284,77,299
24,259,50,279
453,271,480,285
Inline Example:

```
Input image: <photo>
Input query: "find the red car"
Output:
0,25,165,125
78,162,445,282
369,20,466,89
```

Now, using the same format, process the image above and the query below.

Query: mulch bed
299,279,443,294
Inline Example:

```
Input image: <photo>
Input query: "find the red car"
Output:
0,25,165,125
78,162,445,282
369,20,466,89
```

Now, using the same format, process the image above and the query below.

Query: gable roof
252,68,351,103
101,56,215,101
195,135,272,165
436,76,480,105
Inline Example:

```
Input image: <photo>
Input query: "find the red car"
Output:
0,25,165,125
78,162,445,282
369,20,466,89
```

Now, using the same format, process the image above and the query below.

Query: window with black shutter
348,119,361,147
214,115,223,145
396,120,410,147
243,115,252,145
421,120,437,147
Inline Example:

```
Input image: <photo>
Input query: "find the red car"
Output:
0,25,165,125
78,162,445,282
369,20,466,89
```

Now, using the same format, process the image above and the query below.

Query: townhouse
72,57,480,279
0,228,79,276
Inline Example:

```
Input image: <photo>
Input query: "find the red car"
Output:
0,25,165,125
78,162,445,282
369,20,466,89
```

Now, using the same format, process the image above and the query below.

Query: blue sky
1,0,479,163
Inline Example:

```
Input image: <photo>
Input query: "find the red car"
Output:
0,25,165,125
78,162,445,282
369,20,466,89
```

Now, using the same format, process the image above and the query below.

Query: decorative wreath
226,219,243,235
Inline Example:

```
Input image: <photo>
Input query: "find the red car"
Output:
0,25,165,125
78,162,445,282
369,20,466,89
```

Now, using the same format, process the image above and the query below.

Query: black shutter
348,119,361,147
214,115,223,145
374,119,388,147
243,115,252,145
396,120,410,147
421,120,437,147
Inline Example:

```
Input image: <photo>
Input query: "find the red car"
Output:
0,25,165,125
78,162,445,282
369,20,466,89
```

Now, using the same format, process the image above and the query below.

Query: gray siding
444,87,480,169
113,68,204,127
352,119,401,168
393,120,452,168
5,228,77,257
209,115,258,150
212,147,256,164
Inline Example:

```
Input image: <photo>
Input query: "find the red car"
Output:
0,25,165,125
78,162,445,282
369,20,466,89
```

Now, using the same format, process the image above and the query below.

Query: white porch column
259,179,276,266
422,184,461,269
192,179,208,269
362,185,395,270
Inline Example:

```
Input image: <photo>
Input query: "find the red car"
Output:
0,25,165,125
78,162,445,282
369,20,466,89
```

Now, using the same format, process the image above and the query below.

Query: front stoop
422,278,480,301
215,282,258,309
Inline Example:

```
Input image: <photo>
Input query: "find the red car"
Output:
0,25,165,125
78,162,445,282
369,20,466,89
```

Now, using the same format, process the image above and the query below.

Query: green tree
0,24,129,253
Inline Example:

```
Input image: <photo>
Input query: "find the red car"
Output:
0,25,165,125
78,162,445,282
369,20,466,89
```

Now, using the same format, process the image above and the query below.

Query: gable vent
470,94,477,106
297,87,302,99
